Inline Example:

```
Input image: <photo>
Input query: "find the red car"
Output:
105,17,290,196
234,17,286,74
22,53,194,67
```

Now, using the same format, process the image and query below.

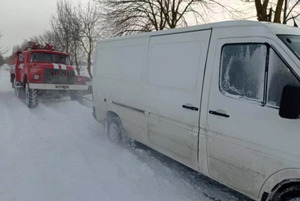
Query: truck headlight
33,75,40,80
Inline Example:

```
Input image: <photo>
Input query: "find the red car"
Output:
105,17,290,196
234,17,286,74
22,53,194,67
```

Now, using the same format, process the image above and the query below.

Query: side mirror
18,53,24,62
279,85,300,119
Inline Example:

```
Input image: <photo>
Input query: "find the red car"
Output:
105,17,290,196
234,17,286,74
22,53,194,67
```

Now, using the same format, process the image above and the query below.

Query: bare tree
68,16,82,75
281,0,300,24
40,31,61,48
50,0,103,78
0,32,8,55
51,1,74,54
51,0,85,75
98,0,206,35
244,0,300,24
77,1,103,78
97,0,250,36
0,42,4,65
0,32,3,54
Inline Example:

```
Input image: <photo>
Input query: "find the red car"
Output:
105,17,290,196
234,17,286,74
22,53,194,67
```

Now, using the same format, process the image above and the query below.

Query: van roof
99,20,300,43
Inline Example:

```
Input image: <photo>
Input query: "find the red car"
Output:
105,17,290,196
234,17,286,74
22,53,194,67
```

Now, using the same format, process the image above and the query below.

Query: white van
92,21,300,201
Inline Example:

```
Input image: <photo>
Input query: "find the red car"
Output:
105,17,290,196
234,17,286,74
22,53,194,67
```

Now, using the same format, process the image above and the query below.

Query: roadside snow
0,64,251,201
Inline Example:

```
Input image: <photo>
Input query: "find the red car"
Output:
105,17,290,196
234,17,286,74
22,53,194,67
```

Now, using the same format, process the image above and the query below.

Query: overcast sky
0,0,89,56
0,0,275,58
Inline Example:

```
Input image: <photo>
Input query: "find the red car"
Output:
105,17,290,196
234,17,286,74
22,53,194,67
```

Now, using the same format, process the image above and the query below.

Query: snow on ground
0,64,252,201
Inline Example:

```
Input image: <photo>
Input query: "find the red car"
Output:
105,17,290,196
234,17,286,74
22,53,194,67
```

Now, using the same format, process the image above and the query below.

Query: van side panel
93,22,300,201
94,30,211,170
93,37,149,143
145,30,211,170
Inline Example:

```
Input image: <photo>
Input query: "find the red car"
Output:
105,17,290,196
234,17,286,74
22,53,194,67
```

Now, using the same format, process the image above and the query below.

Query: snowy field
0,64,252,201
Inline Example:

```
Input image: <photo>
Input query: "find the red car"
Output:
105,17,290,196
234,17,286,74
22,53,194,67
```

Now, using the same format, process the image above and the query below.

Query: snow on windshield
220,44,266,101
30,53,70,65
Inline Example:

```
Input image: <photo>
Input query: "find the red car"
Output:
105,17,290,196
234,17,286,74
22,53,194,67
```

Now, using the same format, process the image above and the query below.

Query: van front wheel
273,185,300,201
106,118,123,144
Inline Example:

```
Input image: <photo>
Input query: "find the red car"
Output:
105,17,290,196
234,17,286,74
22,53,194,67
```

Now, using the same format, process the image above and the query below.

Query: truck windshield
30,53,70,65
278,35,300,60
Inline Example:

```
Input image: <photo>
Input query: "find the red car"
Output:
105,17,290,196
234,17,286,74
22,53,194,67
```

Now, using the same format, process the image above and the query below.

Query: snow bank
0,65,250,201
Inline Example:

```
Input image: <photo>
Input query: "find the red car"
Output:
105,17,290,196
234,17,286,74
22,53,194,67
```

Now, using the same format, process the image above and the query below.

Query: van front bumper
29,83,88,90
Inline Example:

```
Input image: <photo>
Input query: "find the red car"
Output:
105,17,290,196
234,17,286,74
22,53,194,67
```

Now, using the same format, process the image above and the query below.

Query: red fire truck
10,42,88,108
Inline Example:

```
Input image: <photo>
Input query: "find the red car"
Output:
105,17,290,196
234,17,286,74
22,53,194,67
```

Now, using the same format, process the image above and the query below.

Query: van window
220,44,267,102
278,35,300,59
267,49,300,107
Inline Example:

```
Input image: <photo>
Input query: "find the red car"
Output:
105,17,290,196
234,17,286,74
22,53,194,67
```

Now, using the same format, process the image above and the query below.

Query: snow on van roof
98,20,300,43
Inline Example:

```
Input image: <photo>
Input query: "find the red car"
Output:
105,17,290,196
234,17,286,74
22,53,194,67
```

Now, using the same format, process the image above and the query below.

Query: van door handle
209,110,230,118
182,105,199,111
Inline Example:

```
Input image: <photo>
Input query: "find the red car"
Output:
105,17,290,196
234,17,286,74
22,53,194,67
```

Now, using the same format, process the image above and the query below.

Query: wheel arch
105,111,125,139
259,169,300,201
105,111,124,131
106,111,119,120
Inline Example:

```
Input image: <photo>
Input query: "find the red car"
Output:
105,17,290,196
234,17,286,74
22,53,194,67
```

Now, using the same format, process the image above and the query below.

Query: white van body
93,21,300,201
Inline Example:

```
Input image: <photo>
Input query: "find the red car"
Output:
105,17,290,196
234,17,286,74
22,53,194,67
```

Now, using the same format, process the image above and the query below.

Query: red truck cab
10,43,88,108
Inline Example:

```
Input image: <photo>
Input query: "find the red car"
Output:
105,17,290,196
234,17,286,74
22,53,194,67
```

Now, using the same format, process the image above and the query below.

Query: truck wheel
11,74,15,88
13,78,24,98
273,184,300,201
70,92,78,101
13,78,19,96
19,87,25,99
106,118,123,144
25,83,38,108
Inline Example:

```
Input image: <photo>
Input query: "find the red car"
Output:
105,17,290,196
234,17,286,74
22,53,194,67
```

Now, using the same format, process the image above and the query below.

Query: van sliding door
145,30,211,170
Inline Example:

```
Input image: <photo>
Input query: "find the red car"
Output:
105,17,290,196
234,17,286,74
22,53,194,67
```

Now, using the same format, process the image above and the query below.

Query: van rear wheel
106,118,123,144
273,185,300,201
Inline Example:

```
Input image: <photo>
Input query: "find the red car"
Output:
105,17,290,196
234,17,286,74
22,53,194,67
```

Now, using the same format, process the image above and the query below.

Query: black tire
25,83,38,108
273,184,300,201
70,92,78,101
11,74,15,88
106,118,123,144
19,86,25,99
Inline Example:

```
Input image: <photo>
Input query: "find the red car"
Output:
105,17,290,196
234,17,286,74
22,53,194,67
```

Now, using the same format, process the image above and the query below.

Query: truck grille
44,69,75,84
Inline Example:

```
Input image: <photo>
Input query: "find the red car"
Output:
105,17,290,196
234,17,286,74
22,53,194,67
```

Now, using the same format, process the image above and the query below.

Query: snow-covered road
0,65,251,201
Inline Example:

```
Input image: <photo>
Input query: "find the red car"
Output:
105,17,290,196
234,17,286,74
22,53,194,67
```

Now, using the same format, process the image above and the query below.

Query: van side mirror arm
279,85,300,119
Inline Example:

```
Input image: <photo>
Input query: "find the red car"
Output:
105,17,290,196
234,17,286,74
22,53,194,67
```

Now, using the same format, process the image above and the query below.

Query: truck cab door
206,37,300,199
15,53,24,82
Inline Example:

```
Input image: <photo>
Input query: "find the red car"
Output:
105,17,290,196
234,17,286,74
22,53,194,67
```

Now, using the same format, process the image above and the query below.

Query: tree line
1,0,300,76
0,32,7,66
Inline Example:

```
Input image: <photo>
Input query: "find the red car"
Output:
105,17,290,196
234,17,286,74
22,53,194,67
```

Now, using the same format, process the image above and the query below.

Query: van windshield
278,35,300,60
30,53,70,65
